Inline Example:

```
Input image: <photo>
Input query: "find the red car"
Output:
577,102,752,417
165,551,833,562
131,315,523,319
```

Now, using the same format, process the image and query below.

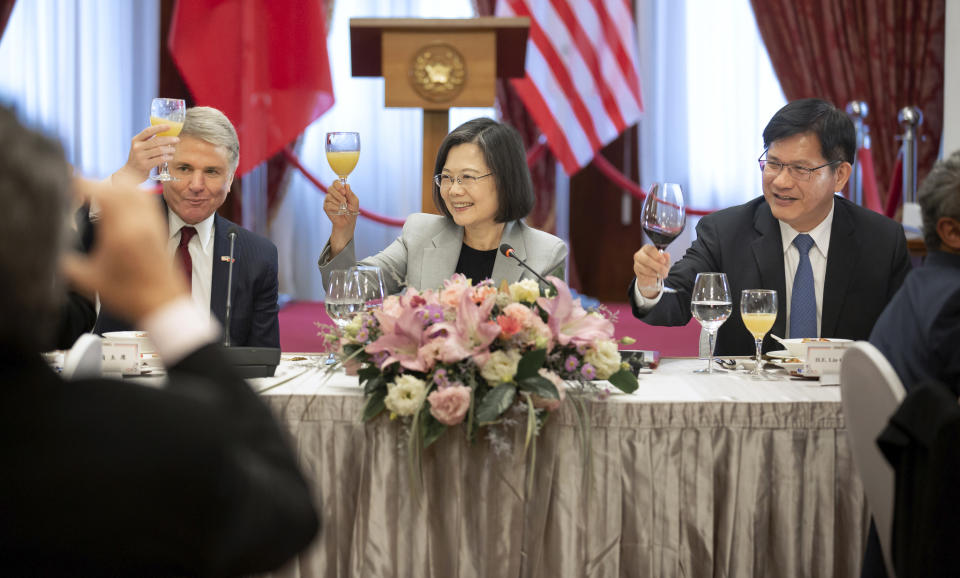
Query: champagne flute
740,289,778,378
324,269,364,364
691,272,732,374
349,265,385,311
640,182,686,293
326,132,361,216
149,98,186,181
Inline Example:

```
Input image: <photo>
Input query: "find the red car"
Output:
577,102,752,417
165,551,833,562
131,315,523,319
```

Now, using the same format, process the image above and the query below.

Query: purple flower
564,355,580,372
434,368,450,389
356,328,370,342
580,363,597,380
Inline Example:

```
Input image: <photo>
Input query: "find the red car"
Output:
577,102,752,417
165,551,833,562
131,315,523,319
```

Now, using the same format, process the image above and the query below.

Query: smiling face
439,143,500,231
162,135,234,225
762,132,851,232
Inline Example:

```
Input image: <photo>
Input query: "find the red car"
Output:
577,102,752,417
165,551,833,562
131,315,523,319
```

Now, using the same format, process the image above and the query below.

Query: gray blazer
318,213,567,295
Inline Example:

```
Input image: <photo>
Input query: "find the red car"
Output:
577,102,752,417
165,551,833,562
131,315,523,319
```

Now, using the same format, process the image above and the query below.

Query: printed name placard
805,343,851,377
102,342,140,375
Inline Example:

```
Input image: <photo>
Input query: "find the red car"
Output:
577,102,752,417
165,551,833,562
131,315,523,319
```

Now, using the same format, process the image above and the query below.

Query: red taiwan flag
168,0,334,176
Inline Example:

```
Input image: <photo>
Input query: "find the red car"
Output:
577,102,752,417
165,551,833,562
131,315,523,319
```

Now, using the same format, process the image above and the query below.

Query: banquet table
253,357,868,578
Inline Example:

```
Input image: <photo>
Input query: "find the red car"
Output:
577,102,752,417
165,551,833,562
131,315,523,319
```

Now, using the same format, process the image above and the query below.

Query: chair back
840,341,906,578
63,333,102,380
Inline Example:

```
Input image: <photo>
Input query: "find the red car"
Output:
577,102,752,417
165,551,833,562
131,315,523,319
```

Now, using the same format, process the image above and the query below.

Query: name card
805,343,851,377
102,342,140,375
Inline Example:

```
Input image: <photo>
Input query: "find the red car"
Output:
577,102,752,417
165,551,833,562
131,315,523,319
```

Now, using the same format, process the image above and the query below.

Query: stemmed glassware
350,265,385,312
691,272,732,374
640,182,687,293
740,289,778,378
325,132,361,216
324,269,364,364
149,98,186,181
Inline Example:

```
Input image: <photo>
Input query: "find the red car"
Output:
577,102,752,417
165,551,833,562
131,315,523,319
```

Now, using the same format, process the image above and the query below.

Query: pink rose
440,276,471,308
427,384,472,426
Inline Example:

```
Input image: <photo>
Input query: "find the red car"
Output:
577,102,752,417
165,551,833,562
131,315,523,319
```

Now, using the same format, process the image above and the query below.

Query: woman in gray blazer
318,118,567,295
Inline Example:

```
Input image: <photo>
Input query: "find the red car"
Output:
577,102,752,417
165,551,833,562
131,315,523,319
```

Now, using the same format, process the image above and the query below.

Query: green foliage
474,384,517,424
607,367,639,394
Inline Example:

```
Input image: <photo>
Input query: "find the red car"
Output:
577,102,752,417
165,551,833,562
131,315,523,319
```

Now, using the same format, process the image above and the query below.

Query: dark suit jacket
870,250,960,390
0,345,318,576
630,196,911,356
96,208,280,349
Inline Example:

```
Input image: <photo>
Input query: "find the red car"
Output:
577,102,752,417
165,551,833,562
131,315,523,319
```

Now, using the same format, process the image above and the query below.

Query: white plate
767,350,803,360
774,361,806,371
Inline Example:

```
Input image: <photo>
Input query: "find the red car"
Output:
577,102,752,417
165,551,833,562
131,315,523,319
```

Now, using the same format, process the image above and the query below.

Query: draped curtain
750,0,945,201
0,0,14,39
0,0,159,180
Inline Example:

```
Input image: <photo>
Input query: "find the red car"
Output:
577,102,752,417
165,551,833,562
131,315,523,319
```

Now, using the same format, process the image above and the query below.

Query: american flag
496,0,644,175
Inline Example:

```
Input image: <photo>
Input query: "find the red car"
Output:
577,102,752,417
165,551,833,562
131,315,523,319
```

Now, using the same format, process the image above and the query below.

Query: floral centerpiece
325,274,638,457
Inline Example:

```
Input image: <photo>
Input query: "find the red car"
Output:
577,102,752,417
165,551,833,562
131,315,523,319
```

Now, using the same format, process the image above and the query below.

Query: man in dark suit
0,105,318,574
870,149,960,390
96,106,279,348
629,98,911,356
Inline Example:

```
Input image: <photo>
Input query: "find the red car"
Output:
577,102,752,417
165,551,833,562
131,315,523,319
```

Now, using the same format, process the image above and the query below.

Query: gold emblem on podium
410,43,466,102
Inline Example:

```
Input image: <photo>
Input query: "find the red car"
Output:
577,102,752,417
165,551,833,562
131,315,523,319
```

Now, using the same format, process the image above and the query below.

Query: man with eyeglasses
629,98,911,356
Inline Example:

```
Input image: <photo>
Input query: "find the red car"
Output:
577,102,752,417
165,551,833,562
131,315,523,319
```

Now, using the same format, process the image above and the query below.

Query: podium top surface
349,17,530,79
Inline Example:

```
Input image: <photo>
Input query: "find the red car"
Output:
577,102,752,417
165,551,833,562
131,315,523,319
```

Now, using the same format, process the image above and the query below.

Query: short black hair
432,117,534,222
762,98,856,165
0,105,72,353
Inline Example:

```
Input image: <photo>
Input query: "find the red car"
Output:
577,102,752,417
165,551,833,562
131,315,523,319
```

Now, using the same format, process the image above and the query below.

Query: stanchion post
845,101,868,205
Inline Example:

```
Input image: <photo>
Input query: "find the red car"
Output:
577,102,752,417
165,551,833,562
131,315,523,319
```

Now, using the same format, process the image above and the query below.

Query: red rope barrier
590,154,714,216
282,147,407,228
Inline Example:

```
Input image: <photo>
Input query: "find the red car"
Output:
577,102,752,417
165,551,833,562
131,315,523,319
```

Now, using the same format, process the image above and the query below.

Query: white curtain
271,0,481,302
637,0,785,213
0,0,159,179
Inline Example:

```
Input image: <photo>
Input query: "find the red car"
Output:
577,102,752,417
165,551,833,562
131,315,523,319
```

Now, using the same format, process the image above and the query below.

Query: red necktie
177,226,197,291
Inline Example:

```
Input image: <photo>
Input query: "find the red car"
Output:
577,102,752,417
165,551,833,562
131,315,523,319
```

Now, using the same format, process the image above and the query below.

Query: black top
455,243,498,283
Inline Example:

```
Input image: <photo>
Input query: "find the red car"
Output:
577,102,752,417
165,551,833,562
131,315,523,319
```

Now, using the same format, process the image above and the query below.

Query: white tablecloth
257,357,866,578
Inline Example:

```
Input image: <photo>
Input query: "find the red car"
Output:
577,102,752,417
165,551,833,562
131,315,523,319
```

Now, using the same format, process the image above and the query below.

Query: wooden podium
349,17,530,214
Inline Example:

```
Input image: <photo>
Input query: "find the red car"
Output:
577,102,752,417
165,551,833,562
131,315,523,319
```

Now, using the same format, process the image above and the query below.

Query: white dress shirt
167,209,216,311
633,201,836,337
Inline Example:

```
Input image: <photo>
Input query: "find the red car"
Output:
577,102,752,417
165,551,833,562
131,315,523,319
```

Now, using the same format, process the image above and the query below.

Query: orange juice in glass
149,98,186,181
325,132,360,216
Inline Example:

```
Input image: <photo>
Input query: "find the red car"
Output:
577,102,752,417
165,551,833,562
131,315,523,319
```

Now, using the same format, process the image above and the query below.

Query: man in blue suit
870,149,960,390
97,106,279,348
629,98,910,356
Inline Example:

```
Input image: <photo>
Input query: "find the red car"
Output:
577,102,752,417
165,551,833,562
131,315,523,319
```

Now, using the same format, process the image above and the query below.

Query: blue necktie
790,234,817,338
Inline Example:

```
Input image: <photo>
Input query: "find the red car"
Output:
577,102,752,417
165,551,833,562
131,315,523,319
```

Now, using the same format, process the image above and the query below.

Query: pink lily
429,288,501,365
536,276,614,346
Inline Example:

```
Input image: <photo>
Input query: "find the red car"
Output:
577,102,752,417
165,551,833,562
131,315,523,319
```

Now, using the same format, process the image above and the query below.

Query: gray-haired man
98,106,280,348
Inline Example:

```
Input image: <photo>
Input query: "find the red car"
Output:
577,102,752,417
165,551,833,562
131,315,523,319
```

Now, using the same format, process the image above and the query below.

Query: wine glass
149,98,186,182
640,182,686,293
350,265,385,311
740,289,778,378
326,132,361,216
691,272,732,374
324,269,363,364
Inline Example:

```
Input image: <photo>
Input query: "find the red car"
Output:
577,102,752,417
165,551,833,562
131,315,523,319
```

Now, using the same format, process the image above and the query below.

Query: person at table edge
870,149,960,391
0,105,317,575
95,106,280,348
629,98,911,356
317,117,567,294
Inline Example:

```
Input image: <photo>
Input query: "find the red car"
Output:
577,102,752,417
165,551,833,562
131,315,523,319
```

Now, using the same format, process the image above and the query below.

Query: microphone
223,227,238,347
218,226,281,378
499,243,556,295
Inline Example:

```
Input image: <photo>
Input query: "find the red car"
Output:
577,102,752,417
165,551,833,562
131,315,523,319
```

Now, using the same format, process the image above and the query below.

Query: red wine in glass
640,183,686,293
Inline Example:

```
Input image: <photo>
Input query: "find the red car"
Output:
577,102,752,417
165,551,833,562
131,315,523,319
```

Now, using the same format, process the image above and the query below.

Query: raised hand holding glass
326,132,360,216
149,98,186,182
640,182,686,294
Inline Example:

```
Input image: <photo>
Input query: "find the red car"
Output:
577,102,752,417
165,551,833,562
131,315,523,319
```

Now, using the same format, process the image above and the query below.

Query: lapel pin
220,256,236,263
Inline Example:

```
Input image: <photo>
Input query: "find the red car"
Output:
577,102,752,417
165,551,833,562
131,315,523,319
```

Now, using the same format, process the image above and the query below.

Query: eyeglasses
434,173,493,190
758,155,841,182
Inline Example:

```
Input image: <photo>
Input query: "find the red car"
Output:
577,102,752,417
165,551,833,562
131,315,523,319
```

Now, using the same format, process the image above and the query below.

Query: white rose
584,339,622,380
509,279,541,303
384,374,428,416
480,349,522,385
